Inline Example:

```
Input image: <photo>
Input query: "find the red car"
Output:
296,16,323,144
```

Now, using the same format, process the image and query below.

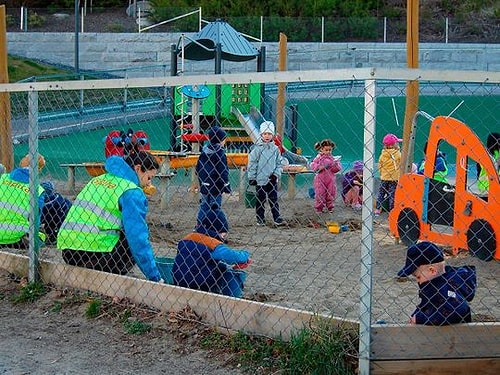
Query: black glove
269,174,278,184
249,179,257,186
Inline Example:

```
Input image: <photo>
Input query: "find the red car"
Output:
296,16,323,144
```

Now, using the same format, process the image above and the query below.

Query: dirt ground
1,176,498,374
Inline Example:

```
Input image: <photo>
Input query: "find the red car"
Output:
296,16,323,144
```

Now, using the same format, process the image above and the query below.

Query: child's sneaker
353,203,362,211
256,218,265,226
374,209,381,217
273,218,286,226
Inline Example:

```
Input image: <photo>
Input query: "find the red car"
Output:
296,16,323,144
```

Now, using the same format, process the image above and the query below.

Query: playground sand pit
1,179,498,374
17,178,498,323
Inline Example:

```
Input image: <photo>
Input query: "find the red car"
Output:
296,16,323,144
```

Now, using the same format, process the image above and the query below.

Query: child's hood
444,265,477,302
202,143,223,155
104,156,140,185
9,167,30,183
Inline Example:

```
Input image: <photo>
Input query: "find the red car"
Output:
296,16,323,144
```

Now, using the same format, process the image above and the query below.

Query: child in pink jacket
310,139,342,213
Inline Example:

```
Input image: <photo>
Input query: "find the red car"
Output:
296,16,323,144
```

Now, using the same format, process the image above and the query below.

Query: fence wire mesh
0,69,498,371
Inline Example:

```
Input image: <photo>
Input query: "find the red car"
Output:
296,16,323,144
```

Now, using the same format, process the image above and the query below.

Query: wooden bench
59,163,90,192
155,172,176,209
282,169,315,199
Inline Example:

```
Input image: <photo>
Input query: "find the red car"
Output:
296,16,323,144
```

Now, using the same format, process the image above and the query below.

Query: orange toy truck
388,115,499,261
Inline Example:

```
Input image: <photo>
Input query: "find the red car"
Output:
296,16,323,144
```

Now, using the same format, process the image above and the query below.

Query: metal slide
231,106,308,165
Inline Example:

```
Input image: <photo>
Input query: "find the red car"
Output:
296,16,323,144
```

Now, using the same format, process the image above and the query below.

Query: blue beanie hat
208,126,226,144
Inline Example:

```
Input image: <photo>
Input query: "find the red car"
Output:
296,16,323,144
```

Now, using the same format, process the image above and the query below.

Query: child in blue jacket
195,126,230,230
173,209,252,297
397,241,476,325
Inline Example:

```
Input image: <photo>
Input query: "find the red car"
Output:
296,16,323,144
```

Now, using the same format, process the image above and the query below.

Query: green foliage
5,14,16,27
85,299,102,318
27,12,46,28
51,301,62,313
7,56,69,83
28,0,123,7
324,16,379,42
200,330,288,370
123,319,152,335
11,281,47,303
104,22,125,32
199,321,358,374
286,324,357,374
147,4,200,32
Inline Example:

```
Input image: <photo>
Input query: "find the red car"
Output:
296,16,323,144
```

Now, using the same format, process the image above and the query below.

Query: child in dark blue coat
397,241,476,325
195,126,231,231
173,209,251,297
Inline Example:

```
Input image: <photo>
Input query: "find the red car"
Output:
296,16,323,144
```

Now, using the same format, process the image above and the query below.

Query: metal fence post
358,78,376,374
28,90,41,282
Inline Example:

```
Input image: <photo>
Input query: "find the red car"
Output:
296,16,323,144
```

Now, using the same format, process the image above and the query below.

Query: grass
11,281,48,303
7,55,70,83
199,318,359,374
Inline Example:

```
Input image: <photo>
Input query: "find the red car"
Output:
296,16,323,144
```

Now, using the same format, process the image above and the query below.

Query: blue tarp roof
180,20,259,62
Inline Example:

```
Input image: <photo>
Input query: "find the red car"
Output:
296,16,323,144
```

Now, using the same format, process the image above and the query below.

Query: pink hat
383,133,403,146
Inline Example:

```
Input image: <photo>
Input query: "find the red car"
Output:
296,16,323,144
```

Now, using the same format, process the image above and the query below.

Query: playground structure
60,19,308,206
169,20,307,164
388,113,500,261
169,20,263,153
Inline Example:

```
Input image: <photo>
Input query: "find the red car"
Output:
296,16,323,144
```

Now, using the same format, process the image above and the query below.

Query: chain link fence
0,68,499,372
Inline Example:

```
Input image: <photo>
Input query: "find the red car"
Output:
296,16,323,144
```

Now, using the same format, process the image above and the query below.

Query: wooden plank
0,252,358,341
226,135,252,143
371,357,500,375
371,324,500,360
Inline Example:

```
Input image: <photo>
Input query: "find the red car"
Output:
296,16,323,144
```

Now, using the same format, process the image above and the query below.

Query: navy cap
397,241,444,277
208,126,226,144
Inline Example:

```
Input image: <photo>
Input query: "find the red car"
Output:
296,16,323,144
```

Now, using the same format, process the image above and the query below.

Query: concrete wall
7,32,500,77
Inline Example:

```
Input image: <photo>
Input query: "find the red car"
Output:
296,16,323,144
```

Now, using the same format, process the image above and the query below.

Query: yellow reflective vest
478,150,500,194
0,173,45,244
57,174,138,252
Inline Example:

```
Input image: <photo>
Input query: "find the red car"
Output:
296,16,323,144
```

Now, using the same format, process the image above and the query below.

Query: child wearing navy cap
398,241,476,325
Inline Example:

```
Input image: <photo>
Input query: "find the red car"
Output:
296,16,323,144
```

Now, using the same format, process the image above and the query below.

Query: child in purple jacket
342,160,363,210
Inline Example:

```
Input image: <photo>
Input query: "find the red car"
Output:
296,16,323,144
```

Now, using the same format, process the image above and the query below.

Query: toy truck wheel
397,208,421,246
466,219,496,261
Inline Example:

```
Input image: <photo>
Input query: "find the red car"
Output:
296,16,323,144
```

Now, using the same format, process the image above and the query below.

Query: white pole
383,17,387,43
20,6,24,31
392,98,400,127
198,7,202,31
321,16,324,43
138,9,141,33
445,17,449,43
260,16,263,45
